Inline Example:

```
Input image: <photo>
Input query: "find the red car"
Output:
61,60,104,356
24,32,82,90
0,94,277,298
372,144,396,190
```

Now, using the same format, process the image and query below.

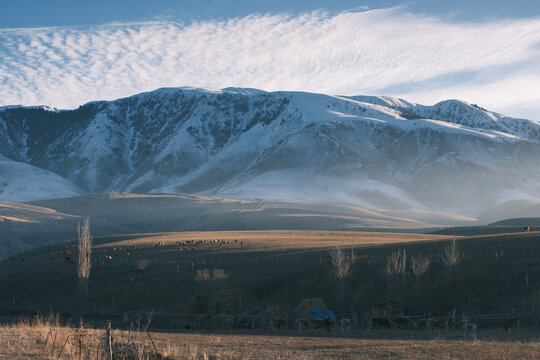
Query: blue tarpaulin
309,307,336,326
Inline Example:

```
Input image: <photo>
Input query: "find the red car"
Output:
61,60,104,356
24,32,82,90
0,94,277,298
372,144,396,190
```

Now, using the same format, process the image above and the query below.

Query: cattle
459,317,477,335
297,319,310,329
413,318,432,330
310,317,334,331
431,317,449,330
234,317,255,329
504,318,520,332
416,317,449,331
340,318,353,329
61,250,74,264
371,317,392,329
466,322,477,332
393,316,412,329
268,318,288,330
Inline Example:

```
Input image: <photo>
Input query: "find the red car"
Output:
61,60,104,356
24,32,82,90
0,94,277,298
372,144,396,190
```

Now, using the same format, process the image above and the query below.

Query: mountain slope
1,88,539,215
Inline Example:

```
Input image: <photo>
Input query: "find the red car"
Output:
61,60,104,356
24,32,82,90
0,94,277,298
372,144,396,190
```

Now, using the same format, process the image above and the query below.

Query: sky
1,1,539,119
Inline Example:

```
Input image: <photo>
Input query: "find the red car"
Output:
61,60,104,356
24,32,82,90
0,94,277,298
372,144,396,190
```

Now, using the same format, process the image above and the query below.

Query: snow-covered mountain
1,87,539,216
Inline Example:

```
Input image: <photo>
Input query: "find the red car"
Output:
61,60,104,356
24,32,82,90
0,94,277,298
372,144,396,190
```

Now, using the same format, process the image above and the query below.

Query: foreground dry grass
1,317,539,359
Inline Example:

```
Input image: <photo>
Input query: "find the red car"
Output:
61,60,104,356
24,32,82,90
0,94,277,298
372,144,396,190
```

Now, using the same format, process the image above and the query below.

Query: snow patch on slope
0,159,83,201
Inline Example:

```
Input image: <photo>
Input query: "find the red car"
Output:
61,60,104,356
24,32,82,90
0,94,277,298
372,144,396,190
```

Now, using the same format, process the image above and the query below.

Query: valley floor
1,319,539,359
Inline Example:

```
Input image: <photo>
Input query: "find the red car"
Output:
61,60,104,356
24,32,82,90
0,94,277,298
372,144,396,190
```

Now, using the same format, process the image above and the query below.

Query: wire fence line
1,306,538,331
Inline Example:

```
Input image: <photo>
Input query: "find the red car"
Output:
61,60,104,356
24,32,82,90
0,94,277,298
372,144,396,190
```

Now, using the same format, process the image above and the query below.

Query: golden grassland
96,230,453,250
1,316,539,359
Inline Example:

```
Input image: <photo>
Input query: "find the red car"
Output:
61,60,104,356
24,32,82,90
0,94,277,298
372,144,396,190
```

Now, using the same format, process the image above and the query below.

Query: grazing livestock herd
51,238,246,266
175,238,244,252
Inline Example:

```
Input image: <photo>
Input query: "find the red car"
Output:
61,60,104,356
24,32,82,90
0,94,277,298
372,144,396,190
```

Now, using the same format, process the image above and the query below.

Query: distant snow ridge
0,87,539,215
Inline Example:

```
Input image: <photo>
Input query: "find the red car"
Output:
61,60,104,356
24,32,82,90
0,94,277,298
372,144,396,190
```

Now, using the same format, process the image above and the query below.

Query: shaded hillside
1,192,476,261
430,218,540,236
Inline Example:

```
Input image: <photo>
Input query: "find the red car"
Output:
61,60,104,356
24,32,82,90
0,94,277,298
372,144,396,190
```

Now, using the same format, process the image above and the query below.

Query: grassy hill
0,192,477,262
1,230,539,318
429,218,540,236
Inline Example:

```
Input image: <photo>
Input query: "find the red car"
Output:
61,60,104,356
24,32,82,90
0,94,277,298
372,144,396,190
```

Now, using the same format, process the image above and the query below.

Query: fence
1,306,539,331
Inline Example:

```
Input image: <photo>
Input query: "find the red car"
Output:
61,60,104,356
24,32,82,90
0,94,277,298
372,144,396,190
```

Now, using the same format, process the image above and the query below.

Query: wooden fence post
106,320,113,360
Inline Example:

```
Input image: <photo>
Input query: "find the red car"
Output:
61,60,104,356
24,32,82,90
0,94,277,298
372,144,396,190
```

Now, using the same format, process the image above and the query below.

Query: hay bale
207,288,254,314
296,298,326,320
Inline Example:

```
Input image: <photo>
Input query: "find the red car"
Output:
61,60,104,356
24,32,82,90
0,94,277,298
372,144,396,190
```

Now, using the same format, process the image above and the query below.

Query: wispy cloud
0,7,539,118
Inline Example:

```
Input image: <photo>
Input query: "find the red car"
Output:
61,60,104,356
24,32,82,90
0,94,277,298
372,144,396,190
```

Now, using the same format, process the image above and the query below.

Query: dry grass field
1,316,539,359
2,230,540,316
2,230,540,359
95,230,452,251
0,321,540,360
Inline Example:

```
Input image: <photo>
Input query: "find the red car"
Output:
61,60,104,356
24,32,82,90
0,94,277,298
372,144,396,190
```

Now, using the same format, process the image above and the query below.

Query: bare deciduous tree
386,249,407,276
410,254,431,277
385,249,407,301
330,247,352,309
77,217,92,312
137,259,149,271
442,238,461,268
